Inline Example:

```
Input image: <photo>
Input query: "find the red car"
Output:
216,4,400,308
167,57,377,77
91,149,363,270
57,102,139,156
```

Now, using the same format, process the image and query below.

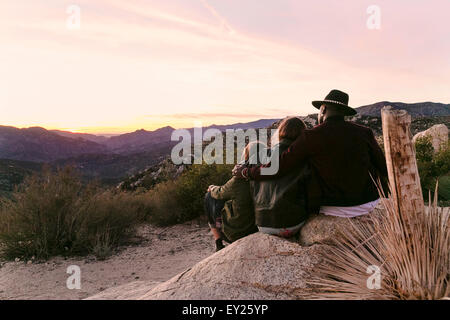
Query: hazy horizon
2,0,450,133
2,116,285,136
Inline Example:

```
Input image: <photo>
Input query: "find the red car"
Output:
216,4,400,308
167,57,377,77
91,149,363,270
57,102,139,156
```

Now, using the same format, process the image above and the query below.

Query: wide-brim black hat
312,89,357,116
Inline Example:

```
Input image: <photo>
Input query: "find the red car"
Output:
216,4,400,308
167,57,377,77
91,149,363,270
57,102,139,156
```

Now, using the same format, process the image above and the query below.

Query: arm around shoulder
248,132,310,181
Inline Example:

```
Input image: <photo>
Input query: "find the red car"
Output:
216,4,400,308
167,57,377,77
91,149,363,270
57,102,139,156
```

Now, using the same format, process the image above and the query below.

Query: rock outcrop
118,158,188,191
140,233,323,300
413,124,448,152
88,210,384,300
88,232,325,300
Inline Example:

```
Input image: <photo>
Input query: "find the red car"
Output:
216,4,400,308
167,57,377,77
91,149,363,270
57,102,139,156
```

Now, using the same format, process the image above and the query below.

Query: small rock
14,258,20,262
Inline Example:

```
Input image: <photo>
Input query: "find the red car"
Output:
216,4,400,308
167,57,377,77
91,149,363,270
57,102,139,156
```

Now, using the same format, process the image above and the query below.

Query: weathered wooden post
381,106,425,219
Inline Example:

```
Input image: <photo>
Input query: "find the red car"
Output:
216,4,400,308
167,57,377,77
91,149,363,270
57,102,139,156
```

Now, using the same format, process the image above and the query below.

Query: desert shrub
144,163,233,226
438,175,450,204
309,185,449,300
0,167,146,260
143,180,184,226
415,137,450,201
415,136,434,163
176,164,233,220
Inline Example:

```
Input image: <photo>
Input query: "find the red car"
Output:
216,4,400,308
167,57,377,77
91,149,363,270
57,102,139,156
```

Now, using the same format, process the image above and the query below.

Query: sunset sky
1,0,450,134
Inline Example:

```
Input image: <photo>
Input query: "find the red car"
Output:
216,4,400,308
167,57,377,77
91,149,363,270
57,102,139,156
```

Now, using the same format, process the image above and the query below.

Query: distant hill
0,126,107,162
50,130,109,144
356,102,450,118
206,119,280,131
53,147,174,185
105,126,176,154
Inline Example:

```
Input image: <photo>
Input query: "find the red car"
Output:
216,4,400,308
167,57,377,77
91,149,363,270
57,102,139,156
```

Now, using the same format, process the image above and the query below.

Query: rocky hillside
356,101,450,118
53,148,173,186
104,126,176,154
298,113,450,137
118,158,188,191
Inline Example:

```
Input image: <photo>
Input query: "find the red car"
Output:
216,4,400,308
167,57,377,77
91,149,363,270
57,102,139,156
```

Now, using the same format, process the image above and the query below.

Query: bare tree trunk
381,106,424,221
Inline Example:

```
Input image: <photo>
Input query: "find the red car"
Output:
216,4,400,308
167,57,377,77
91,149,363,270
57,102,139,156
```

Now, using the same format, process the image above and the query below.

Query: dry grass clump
309,184,449,300
0,167,147,260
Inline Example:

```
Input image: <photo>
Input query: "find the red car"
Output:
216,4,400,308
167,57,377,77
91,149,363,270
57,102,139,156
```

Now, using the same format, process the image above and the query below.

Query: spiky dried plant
308,183,449,300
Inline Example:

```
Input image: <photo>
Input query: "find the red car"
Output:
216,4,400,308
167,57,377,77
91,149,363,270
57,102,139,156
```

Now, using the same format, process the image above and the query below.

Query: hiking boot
215,239,225,252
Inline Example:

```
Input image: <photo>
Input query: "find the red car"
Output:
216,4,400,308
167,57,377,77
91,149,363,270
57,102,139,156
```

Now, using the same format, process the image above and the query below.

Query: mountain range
0,126,107,162
0,101,448,190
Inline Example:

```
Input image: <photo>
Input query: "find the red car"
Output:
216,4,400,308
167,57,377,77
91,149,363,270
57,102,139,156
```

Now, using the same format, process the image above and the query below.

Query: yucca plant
308,182,449,300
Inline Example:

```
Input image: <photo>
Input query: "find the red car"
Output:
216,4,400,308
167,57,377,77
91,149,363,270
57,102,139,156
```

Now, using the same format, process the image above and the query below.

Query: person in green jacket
205,142,265,251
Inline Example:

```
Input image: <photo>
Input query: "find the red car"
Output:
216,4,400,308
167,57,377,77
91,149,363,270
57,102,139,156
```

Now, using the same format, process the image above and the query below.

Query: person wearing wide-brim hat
234,89,388,219
312,89,357,123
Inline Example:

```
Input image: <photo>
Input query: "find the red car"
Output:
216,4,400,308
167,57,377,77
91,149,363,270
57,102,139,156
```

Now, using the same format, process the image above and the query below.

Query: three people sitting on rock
205,89,388,251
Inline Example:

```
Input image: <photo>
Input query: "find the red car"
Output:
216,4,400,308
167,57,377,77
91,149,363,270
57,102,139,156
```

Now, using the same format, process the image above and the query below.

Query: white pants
320,199,380,218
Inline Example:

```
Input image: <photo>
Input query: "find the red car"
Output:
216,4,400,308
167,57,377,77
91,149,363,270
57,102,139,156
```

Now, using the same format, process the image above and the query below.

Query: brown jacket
248,116,388,214
250,139,309,228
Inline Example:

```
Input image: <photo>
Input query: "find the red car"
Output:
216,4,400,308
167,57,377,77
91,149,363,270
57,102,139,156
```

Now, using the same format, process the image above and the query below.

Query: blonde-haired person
251,117,310,238
205,141,266,251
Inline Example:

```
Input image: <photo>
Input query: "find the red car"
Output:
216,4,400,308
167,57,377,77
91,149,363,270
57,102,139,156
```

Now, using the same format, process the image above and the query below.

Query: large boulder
139,233,323,300
413,124,448,152
88,233,324,300
88,211,383,300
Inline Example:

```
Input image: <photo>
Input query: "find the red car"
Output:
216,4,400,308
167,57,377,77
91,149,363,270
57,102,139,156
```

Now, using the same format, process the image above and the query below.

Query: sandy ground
0,222,214,300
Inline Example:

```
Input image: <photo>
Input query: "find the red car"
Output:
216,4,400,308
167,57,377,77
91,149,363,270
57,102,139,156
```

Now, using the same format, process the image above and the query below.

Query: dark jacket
250,139,309,228
248,116,388,214
210,177,258,242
